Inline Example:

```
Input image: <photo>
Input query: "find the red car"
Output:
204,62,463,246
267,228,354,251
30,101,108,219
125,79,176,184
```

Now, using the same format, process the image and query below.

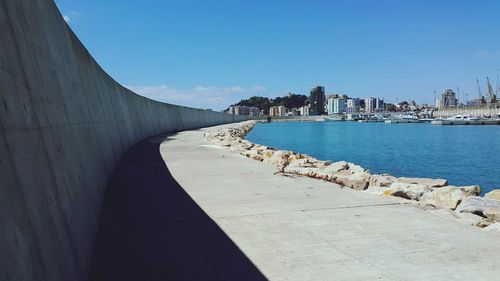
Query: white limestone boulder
456,212,491,227
485,189,500,201
264,150,291,166
484,207,500,222
334,171,371,190
397,177,448,188
418,186,466,210
242,149,264,161
387,182,431,200
458,185,480,196
370,174,397,187
346,163,366,174
455,196,500,217
365,174,397,195
324,161,349,173
287,153,306,164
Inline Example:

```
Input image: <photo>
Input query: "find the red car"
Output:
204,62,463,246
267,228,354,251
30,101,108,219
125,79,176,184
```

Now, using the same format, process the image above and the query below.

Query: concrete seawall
434,106,500,117
0,1,246,280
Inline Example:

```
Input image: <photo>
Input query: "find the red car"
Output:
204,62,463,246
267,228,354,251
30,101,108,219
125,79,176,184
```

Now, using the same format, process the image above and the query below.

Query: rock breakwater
204,121,500,232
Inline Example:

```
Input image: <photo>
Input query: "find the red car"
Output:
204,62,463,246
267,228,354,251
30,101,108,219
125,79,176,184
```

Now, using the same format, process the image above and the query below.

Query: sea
245,121,500,195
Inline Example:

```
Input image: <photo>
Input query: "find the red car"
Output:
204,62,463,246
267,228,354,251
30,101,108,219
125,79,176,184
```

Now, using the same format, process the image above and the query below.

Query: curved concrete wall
0,1,246,280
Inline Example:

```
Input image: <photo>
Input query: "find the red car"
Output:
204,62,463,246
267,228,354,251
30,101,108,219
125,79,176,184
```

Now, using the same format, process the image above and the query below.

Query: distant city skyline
55,0,500,110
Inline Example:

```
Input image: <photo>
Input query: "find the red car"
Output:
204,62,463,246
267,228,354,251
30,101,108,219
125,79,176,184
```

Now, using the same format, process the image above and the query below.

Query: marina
431,119,500,125
246,121,500,196
385,119,422,123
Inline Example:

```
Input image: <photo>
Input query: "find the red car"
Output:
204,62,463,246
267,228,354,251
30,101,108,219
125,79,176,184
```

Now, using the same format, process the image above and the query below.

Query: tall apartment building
346,98,361,113
375,98,384,111
364,97,384,113
309,86,326,115
249,107,260,116
227,105,260,116
438,89,458,109
364,97,376,113
327,98,346,115
269,105,287,117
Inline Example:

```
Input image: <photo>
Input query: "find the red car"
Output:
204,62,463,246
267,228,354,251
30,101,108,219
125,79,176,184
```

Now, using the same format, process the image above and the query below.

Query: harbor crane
476,78,486,105
497,69,500,96
487,77,497,105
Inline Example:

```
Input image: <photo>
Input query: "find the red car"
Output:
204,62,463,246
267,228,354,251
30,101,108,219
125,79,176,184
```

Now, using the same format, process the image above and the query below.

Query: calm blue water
246,121,500,195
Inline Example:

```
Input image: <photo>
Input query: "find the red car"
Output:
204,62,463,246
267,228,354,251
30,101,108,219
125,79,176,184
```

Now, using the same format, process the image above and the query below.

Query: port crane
487,77,497,105
497,70,500,96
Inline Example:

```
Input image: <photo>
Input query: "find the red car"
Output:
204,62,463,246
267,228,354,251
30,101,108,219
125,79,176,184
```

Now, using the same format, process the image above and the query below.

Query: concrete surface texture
0,1,245,280
90,135,266,281
161,124,500,281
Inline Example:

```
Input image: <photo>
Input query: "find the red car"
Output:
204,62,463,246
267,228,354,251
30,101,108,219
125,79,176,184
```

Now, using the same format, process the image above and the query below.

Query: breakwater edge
204,121,500,233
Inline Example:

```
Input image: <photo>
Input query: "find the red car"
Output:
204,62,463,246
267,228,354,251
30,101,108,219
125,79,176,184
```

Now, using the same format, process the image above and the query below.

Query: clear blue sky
55,0,500,110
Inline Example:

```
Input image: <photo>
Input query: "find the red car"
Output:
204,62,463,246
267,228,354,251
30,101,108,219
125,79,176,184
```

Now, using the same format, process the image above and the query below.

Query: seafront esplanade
1,1,500,281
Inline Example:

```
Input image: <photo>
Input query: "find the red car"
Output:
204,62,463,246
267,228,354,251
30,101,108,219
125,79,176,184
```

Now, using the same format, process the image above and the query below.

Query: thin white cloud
474,50,492,57
125,85,266,110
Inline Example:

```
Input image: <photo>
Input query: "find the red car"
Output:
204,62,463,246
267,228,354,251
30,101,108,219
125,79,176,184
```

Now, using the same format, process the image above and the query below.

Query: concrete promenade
161,124,500,281
90,135,265,280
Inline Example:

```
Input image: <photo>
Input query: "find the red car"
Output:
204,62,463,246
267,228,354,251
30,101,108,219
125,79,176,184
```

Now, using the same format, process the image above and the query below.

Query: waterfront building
335,98,347,114
309,86,326,115
438,89,458,109
327,98,334,115
364,97,376,113
364,97,385,113
375,98,384,112
299,105,310,116
235,106,248,115
277,105,286,116
346,98,361,114
249,107,260,116
269,106,277,116
269,105,286,117
228,105,261,116
327,98,346,115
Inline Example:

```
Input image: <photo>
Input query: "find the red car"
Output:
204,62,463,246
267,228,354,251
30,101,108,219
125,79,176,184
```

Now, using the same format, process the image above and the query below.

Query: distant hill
230,94,308,114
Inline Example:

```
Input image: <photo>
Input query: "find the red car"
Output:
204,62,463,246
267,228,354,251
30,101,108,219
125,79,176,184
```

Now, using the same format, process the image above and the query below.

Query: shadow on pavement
90,134,267,281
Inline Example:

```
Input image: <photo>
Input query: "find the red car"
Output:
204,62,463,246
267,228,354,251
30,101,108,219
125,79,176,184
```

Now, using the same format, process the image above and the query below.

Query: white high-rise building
334,99,346,114
365,97,376,113
346,98,360,113
375,98,384,111
327,98,346,115
327,98,334,115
